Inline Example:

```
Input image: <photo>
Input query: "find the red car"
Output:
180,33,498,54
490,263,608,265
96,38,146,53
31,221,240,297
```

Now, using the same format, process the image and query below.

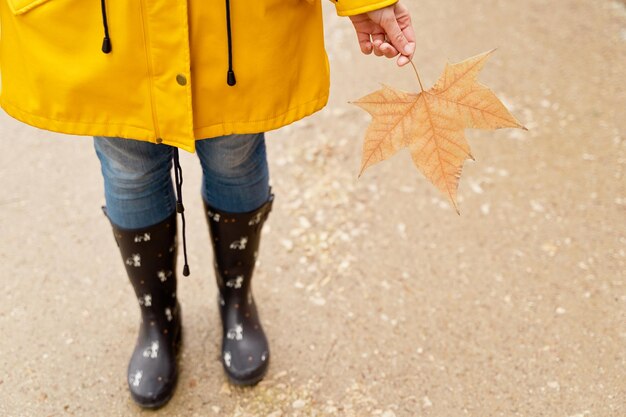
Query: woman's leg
93,135,176,228
195,132,270,212
93,136,182,408
196,132,274,385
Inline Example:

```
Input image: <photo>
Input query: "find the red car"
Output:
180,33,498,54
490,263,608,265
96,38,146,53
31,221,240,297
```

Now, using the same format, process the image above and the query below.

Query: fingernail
404,43,415,55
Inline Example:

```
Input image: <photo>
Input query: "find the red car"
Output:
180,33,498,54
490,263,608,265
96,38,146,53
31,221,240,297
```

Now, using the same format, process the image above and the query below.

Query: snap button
156,138,163,144
176,74,187,86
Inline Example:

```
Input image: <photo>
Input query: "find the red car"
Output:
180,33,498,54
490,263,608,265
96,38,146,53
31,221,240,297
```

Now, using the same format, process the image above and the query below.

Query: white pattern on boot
130,370,143,387
248,212,262,226
226,275,244,289
165,307,173,322
224,351,232,367
157,269,172,282
138,294,152,307
134,233,151,243
207,209,221,222
229,237,248,250
126,254,141,267
142,341,159,358
227,324,243,340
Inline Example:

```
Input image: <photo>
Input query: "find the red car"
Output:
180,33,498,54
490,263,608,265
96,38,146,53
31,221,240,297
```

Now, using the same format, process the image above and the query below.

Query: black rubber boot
107,211,182,408
203,189,274,385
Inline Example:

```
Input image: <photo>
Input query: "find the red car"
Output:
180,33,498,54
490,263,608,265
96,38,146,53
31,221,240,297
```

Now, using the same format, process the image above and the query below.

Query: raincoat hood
0,0,398,152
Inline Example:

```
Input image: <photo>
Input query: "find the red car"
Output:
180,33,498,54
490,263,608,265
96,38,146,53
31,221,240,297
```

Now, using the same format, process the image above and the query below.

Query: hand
349,1,416,66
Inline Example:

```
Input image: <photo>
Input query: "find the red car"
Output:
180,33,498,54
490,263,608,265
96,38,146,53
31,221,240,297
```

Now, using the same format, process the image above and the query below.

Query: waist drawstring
225,0,237,86
100,0,112,53
99,0,237,87
173,149,191,277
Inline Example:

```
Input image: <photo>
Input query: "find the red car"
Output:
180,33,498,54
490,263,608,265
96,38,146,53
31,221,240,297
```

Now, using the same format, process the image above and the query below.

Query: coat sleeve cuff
328,0,399,17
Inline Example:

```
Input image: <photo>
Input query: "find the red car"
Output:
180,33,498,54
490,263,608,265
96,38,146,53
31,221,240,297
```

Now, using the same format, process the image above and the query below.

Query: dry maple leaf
352,50,526,213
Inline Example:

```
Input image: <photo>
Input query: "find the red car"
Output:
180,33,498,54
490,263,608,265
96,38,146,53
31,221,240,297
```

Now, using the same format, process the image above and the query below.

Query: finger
379,42,399,58
372,39,384,57
395,5,416,58
380,12,412,56
371,33,386,56
371,32,386,46
397,55,410,66
355,31,373,55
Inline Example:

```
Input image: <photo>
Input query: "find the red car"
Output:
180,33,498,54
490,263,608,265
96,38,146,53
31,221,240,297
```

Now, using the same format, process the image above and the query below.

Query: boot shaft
108,213,179,317
203,191,274,293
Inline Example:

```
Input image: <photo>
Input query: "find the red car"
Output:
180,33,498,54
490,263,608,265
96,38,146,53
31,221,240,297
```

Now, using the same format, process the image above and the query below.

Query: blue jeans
93,133,271,229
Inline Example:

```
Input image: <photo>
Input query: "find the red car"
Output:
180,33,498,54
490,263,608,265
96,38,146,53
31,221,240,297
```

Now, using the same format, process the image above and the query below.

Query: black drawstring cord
225,0,236,86
100,0,112,53
172,149,191,276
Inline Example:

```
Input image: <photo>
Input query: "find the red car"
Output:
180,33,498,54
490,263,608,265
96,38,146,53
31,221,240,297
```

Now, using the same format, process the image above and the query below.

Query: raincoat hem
0,98,156,141
193,93,329,142
0,92,329,154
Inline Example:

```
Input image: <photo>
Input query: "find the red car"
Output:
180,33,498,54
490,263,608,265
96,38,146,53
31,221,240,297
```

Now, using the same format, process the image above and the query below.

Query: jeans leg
196,133,270,213
93,136,177,229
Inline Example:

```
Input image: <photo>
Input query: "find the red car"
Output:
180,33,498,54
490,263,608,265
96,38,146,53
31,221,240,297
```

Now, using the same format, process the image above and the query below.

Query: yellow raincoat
0,0,397,152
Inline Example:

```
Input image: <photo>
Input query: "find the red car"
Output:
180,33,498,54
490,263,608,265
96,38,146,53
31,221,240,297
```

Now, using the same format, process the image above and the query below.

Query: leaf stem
410,59,425,92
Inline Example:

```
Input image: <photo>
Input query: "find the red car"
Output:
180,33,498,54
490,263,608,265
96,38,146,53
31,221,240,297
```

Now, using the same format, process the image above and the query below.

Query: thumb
380,14,412,56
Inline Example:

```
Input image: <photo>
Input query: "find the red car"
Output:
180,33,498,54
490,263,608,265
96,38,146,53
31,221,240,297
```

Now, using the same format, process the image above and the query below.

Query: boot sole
226,371,266,387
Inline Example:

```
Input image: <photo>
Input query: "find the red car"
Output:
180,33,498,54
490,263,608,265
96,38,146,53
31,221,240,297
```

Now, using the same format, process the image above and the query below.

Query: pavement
0,0,624,416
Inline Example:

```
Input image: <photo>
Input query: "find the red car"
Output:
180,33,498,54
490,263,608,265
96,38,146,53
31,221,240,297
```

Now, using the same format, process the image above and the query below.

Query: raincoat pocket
7,0,52,15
